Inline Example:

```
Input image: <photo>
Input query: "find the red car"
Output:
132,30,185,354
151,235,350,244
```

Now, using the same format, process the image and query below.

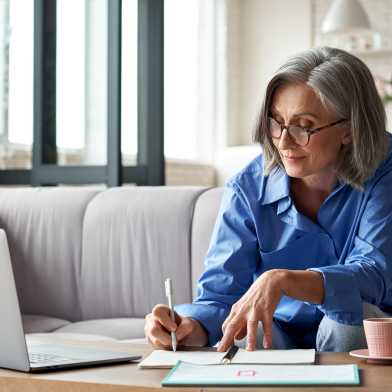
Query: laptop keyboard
27,344,139,367
29,351,75,364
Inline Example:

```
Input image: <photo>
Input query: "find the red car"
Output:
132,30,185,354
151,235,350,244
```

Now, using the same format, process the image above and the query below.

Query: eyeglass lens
268,118,309,146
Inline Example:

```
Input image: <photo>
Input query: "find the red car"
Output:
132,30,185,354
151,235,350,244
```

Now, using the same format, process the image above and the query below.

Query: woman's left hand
217,269,287,352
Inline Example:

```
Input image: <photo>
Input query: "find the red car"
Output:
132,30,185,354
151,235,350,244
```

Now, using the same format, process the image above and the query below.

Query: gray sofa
0,186,224,340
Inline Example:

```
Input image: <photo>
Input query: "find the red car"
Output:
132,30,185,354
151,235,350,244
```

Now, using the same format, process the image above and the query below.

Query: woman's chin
283,166,310,179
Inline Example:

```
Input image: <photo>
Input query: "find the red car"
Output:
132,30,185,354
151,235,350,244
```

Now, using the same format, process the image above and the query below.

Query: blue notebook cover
161,361,360,387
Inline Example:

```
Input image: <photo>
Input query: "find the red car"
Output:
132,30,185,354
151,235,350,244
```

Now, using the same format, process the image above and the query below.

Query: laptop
0,229,141,372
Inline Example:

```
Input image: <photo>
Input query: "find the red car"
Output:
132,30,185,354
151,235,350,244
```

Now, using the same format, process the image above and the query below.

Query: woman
145,47,392,352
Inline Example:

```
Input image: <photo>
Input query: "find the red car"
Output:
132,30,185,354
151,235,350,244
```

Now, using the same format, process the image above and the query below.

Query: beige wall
217,0,392,185
216,0,312,185
226,0,312,146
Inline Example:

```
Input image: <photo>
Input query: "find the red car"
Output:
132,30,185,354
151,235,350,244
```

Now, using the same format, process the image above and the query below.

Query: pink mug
363,318,392,357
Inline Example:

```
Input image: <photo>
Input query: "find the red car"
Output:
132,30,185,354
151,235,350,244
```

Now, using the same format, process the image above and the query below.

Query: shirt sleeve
175,181,260,346
309,170,392,325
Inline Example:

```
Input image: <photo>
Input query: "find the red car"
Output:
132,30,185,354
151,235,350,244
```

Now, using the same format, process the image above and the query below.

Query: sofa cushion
53,318,146,340
0,187,101,321
80,186,208,320
191,188,224,298
22,314,71,333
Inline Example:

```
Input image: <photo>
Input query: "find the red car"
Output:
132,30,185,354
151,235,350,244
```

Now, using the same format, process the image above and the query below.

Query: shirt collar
261,167,348,205
261,167,290,206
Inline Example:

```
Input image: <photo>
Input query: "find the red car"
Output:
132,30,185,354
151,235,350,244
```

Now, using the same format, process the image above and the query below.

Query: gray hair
254,46,389,189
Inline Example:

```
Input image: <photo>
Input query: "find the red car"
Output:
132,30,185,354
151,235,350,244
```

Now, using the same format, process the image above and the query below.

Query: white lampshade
321,0,371,34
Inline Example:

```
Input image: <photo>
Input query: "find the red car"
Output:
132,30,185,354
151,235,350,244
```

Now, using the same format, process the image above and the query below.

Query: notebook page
231,348,315,364
138,350,224,368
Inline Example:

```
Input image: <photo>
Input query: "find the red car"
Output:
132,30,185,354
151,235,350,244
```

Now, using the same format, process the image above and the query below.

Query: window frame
0,0,164,186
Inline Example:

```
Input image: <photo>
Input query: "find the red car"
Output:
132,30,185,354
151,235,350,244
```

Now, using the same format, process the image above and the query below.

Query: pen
220,344,239,364
164,278,177,352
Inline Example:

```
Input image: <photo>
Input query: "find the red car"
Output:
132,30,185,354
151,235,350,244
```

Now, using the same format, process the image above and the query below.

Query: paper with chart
138,348,315,368
161,362,360,386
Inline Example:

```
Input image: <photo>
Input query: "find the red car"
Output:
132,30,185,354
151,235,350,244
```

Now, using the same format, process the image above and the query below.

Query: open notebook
139,348,315,368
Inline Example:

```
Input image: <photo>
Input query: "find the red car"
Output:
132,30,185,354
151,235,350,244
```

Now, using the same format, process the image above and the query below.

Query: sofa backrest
79,186,207,320
0,186,224,322
191,188,224,298
0,188,100,322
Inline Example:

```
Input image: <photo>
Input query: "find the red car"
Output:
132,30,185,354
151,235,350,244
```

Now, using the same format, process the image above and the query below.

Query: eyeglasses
268,117,347,147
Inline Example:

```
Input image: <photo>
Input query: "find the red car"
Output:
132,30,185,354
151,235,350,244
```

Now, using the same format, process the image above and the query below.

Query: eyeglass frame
267,117,347,146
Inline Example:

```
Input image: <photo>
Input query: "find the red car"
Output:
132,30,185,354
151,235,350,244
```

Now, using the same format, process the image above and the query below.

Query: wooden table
0,336,390,391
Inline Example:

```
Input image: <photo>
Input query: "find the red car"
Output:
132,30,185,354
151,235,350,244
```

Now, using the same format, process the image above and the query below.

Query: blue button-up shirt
176,135,392,346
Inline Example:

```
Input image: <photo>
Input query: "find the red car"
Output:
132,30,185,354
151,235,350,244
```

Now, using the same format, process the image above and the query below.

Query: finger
223,299,249,333
234,324,247,341
147,320,173,347
152,304,177,332
222,311,236,334
217,315,243,352
175,317,193,341
145,324,172,350
261,316,273,349
146,334,170,349
148,339,171,350
246,318,259,351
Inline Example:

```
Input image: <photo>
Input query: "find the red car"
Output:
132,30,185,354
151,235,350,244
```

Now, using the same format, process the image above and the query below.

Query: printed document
139,348,315,368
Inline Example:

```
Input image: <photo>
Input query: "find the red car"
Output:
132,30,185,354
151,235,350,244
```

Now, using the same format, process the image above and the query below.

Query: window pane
164,0,199,161
121,0,138,166
0,0,34,169
56,0,108,166
164,0,217,163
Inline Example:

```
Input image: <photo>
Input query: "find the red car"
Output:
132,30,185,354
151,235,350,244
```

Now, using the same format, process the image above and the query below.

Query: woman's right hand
145,304,208,348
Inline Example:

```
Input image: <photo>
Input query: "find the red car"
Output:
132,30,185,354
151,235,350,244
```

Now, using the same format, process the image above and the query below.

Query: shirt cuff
174,303,229,346
308,266,364,325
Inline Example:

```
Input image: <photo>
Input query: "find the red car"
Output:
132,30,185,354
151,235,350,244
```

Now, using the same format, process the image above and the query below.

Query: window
0,0,163,186
0,0,34,169
56,0,88,155
164,0,223,164
122,0,138,166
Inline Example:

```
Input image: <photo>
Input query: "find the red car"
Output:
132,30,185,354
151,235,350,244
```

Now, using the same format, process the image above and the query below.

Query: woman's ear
341,127,352,145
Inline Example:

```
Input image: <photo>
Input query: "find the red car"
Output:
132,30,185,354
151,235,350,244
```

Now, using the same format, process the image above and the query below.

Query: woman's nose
278,128,297,149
